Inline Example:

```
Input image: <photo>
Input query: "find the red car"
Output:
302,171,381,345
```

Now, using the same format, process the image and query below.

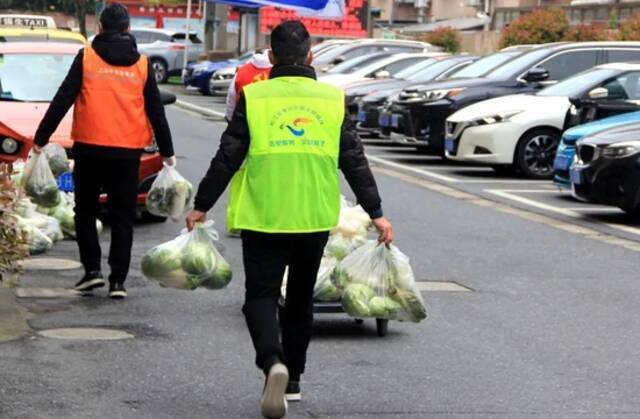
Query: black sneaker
74,271,105,292
285,381,301,402
261,363,288,419
108,282,127,299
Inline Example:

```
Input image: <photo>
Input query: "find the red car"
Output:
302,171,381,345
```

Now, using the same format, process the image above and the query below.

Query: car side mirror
332,56,346,65
523,67,550,83
159,89,177,105
588,87,609,100
374,70,391,79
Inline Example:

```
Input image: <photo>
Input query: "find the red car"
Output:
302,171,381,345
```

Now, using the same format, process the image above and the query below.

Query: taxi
0,42,164,212
0,27,87,44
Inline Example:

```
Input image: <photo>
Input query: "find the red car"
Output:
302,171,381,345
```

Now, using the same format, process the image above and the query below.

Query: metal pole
182,0,193,80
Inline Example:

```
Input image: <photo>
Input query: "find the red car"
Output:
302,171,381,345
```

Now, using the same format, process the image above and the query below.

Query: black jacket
194,64,383,219
34,32,174,159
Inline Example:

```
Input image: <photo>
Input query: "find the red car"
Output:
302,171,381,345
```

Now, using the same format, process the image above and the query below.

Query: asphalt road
3,105,640,419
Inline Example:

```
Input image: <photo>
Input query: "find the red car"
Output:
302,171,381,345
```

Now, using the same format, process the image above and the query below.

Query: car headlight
601,141,640,159
422,88,466,102
472,110,524,125
1,137,20,155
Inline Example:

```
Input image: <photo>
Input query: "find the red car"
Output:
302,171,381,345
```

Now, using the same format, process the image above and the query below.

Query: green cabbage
392,289,427,322
141,246,182,278
48,155,70,177
25,183,60,208
314,280,341,302
341,284,375,318
201,258,232,289
368,296,402,319
181,241,216,276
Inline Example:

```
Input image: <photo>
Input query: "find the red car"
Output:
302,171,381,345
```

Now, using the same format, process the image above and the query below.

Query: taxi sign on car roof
0,14,56,29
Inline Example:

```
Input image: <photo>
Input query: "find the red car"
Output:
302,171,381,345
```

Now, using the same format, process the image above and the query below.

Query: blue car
183,51,254,95
553,110,640,188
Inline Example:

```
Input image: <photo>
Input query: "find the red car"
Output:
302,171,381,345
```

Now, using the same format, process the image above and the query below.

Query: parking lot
168,85,640,246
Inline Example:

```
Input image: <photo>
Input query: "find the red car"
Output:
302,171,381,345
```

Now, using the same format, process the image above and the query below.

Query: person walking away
33,3,176,299
224,49,272,121
185,21,393,419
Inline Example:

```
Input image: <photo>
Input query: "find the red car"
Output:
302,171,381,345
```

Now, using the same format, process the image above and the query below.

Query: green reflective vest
226,76,344,233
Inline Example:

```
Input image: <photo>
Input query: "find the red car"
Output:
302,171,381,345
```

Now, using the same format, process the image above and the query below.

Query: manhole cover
21,258,81,271
15,288,81,299
38,328,134,340
415,281,472,292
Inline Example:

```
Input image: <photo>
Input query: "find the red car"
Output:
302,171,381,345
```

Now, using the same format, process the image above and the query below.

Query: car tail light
1,137,20,155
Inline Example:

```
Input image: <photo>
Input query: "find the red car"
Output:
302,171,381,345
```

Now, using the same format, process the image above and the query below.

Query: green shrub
0,163,27,282
499,8,569,49
563,23,609,42
619,15,640,40
421,27,462,54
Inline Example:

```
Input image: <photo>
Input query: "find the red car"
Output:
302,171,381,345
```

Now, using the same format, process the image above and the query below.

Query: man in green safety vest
186,20,393,419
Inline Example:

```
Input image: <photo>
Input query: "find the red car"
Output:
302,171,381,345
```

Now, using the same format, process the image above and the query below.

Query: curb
0,287,31,343
174,100,227,120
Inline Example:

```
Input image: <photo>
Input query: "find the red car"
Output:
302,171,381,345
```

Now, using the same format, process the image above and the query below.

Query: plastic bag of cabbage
145,164,193,221
324,197,371,260
21,151,61,208
43,143,70,178
34,193,102,240
312,256,343,302
14,215,54,255
15,198,64,243
141,221,232,290
337,241,427,323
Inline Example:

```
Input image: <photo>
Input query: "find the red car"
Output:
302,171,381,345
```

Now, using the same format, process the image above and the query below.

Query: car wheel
515,129,560,180
150,59,168,84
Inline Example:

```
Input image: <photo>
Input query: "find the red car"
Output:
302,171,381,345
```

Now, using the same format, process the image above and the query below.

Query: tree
499,8,569,49
563,23,609,42
619,15,640,40
421,27,462,54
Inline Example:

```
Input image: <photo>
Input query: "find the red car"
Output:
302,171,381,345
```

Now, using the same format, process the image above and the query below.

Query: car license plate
357,111,366,122
553,155,570,171
57,172,74,192
445,137,456,153
379,113,390,127
569,167,584,185
391,114,400,128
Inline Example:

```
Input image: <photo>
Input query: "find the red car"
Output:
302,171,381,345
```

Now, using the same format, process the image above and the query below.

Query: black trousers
73,154,140,284
241,230,329,380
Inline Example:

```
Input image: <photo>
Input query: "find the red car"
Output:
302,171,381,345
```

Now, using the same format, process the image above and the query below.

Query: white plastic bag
43,143,70,177
336,241,427,323
15,198,63,243
21,151,60,208
141,221,232,290
312,256,342,302
145,164,194,221
331,196,371,239
14,215,54,255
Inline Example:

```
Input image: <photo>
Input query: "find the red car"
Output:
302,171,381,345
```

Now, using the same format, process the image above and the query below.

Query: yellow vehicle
0,27,86,44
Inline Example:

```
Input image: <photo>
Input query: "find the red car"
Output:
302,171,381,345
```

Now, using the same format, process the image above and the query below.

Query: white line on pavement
173,100,226,120
366,155,459,183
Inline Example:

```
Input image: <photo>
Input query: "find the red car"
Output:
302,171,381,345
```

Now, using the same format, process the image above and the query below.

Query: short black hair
100,3,130,33
270,21,311,65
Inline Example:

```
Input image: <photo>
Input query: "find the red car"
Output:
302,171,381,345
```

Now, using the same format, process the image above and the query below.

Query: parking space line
367,155,460,183
456,179,550,184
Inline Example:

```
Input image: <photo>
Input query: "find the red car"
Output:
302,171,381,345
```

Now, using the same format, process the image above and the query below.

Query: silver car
131,28,204,83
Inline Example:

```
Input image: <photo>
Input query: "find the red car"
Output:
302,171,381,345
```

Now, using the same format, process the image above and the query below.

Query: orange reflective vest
234,62,270,102
71,47,152,149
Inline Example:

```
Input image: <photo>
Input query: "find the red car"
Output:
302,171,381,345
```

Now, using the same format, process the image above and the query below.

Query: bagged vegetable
145,164,193,221
15,215,53,255
21,151,60,208
47,193,102,239
337,241,427,323
312,256,342,302
14,199,63,243
43,143,70,177
10,160,25,185
325,233,367,261
141,221,232,290
331,196,371,239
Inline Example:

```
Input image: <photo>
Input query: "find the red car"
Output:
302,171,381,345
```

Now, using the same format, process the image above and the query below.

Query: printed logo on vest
280,117,312,137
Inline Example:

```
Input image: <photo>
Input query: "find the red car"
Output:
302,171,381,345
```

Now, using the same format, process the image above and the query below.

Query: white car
445,63,640,179
319,53,445,89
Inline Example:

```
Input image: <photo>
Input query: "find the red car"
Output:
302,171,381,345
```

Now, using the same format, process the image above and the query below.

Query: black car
386,42,640,154
345,55,479,136
571,122,640,215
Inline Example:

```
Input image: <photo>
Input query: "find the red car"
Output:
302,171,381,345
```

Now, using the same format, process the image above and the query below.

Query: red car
0,42,170,215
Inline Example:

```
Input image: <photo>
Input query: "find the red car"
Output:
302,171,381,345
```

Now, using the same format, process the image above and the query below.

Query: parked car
570,121,640,215
312,39,353,57
313,39,436,73
0,14,56,28
445,63,640,179
387,42,640,155
350,55,479,136
554,110,640,188
323,52,394,76
131,28,204,83
319,52,445,88
183,50,254,95
0,42,175,217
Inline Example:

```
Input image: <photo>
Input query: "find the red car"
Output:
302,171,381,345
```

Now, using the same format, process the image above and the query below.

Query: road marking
415,281,471,292
15,288,81,298
373,165,640,252
20,257,81,271
38,328,134,341
172,100,226,120
367,154,459,183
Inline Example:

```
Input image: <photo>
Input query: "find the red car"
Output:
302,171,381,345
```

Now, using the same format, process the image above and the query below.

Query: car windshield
449,51,522,79
406,58,466,81
327,53,389,74
0,53,74,102
393,58,437,79
484,48,551,80
537,67,620,97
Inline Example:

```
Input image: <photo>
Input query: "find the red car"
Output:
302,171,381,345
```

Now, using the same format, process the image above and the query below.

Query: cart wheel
376,319,388,337
354,318,364,325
